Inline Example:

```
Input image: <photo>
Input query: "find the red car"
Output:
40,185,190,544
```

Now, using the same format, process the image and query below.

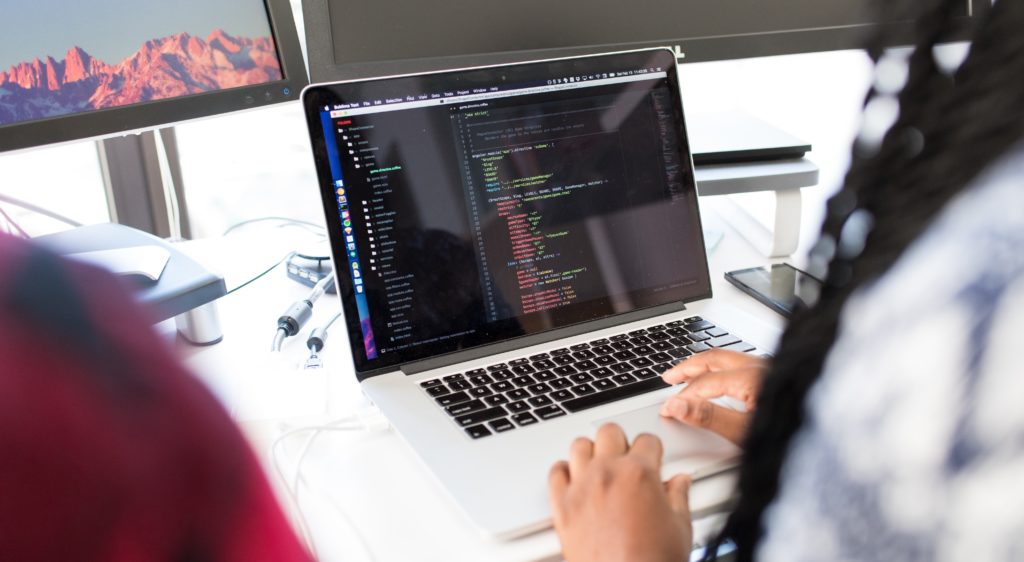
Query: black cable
0,193,82,227
0,206,29,238
226,251,296,295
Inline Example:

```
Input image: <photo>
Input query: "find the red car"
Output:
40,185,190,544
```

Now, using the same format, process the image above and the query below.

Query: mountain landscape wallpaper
0,29,282,126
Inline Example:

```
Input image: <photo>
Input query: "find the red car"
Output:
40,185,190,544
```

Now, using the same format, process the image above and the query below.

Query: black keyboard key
553,355,576,366
653,363,672,374
590,338,609,346
667,348,692,360
647,324,666,331
470,386,493,398
491,381,514,393
485,394,510,406
426,385,450,397
633,368,658,379
455,406,507,427
591,366,614,378
613,373,638,385
570,343,591,351
533,359,556,370
551,348,571,356
487,363,508,372
508,388,530,401
529,353,550,361
594,379,616,391
449,379,471,391
633,345,655,356
686,320,716,333
511,364,536,375
592,345,615,356
610,362,633,374
550,378,572,390
509,358,531,366
490,369,514,381
683,316,703,324
551,389,574,402
629,335,653,346
446,399,486,416
528,395,553,408
488,418,516,433
610,341,633,351
572,350,596,361
420,379,442,388
709,334,741,348
628,329,648,337
513,412,539,426
563,377,671,413
535,405,567,420
651,341,674,352
724,341,757,353
574,359,598,371
687,342,711,353
443,373,465,383
594,355,616,366
465,425,492,439
688,331,711,342
470,374,494,386
572,383,597,396
667,320,686,327
610,334,630,342
647,331,670,341
706,327,728,338
465,368,487,377
612,350,637,361
534,369,557,382
512,375,536,387
666,327,688,337
436,391,471,407
569,373,594,384
670,336,693,346
528,382,553,395
631,357,654,368
650,352,673,363
508,400,530,413
553,365,578,376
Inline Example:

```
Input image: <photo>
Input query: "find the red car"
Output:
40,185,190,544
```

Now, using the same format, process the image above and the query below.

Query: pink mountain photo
0,29,282,125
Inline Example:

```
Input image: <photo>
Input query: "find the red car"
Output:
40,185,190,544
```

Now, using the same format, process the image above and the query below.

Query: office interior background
0,0,877,256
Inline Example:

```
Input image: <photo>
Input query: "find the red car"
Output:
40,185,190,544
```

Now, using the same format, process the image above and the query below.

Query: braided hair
705,0,1024,559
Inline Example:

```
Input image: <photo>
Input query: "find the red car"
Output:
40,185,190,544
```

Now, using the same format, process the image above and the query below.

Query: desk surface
175,196,788,561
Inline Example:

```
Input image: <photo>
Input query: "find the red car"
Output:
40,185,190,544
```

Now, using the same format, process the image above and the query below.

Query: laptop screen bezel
302,48,712,379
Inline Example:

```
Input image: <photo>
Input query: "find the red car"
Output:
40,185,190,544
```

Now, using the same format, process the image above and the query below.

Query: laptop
302,48,765,539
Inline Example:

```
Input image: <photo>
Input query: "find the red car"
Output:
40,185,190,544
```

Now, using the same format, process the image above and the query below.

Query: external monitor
303,0,988,82
0,0,308,153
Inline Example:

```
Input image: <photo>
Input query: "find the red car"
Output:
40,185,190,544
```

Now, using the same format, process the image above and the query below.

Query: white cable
270,410,388,561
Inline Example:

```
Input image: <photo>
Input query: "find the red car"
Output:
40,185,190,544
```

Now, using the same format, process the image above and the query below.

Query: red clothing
0,236,310,562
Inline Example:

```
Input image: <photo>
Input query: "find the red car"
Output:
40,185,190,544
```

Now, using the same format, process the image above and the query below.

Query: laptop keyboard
418,316,756,439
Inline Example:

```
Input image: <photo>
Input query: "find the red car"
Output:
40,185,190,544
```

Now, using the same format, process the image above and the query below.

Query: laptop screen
303,49,711,375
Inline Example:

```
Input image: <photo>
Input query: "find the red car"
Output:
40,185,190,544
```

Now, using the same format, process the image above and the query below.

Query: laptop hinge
400,301,687,376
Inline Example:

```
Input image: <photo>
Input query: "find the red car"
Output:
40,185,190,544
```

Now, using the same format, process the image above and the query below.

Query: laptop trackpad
593,404,741,475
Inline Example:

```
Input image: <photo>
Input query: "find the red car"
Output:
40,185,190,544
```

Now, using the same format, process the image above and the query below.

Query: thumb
666,473,692,522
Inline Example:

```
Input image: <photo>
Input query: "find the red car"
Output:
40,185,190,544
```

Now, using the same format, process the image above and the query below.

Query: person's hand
659,349,766,445
548,424,693,562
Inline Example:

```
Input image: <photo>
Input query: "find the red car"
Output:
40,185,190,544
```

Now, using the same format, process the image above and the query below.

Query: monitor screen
303,0,985,82
304,49,711,374
0,0,306,151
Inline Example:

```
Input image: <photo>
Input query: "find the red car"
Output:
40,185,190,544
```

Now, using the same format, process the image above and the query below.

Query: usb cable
271,271,336,352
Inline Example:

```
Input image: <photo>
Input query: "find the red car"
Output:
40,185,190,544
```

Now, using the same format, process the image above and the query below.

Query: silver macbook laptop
302,48,763,538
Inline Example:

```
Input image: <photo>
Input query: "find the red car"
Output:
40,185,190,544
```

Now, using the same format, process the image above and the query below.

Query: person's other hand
548,424,693,562
659,349,766,445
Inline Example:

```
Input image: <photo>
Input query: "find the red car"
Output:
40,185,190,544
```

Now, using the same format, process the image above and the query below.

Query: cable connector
271,272,335,352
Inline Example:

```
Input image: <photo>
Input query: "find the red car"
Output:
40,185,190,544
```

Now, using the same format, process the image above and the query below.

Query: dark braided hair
705,0,1024,559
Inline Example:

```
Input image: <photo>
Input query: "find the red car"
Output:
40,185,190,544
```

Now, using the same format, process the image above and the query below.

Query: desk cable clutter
271,271,336,352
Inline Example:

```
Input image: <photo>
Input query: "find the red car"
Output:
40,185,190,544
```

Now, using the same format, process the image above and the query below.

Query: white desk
174,197,789,561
